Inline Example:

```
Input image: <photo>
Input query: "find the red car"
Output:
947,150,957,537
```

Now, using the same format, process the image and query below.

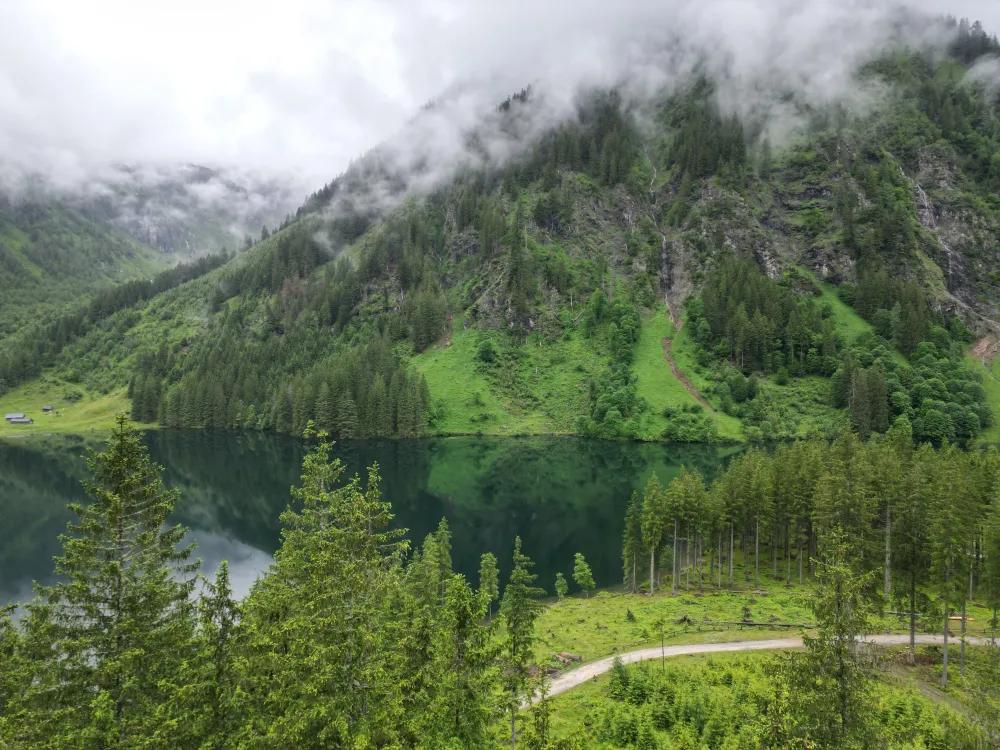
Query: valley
4,7,1000,749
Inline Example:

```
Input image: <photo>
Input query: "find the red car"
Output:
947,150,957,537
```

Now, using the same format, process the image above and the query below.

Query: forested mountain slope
0,199,163,342
4,18,1000,446
65,163,301,256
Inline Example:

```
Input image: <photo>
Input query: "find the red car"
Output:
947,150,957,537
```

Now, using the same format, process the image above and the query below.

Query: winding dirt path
544,634,989,699
662,337,712,410
661,304,712,410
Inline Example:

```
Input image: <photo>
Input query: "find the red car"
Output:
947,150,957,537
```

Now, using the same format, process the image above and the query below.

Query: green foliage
767,531,875,748
502,536,546,745
8,416,197,747
555,571,569,599
665,81,747,179
660,404,718,442
690,256,839,377
572,552,596,597
832,329,990,446
562,652,987,749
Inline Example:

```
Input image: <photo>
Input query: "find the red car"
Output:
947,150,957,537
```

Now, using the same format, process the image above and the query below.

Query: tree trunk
798,540,803,585
785,522,792,586
649,547,656,597
909,568,917,665
941,567,950,688
631,552,637,594
718,532,723,589
729,523,734,586
884,504,892,599
960,598,967,677
772,527,778,578
754,519,760,587
672,519,679,595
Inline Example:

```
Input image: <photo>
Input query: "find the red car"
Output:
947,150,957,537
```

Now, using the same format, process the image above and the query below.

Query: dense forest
2,419,999,747
4,15,1000,446
7,8,1000,750
623,425,1000,655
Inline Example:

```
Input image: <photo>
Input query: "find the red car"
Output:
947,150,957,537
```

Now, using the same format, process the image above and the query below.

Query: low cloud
1,0,998,205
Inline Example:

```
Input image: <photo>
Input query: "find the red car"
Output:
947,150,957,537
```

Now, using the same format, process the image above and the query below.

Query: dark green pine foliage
160,560,242,749
157,338,429,437
398,520,500,747
768,531,875,749
236,441,409,747
12,415,198,748
502,536,545,748
691,257,839,376
0,606,25,740
622,492,645,593
667,82,747,179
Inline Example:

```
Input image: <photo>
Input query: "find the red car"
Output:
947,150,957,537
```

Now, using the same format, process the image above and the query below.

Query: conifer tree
15,415,198,748
237,437,408,746
554,572,569,599
0,605,25,742
640,474,666,595
479,551,500,617
769,531,875,749
985,496,1000,644
895,441,933,663
664,468,706,591
413,574,499,748
194,561,241,747
572,553,596,597
501,536,544,748
929,445,977,687
622,492,644,593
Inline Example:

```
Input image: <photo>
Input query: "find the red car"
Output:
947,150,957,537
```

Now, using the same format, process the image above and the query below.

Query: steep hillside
67,163,302,256
5,20,1000,446
0,200,164,340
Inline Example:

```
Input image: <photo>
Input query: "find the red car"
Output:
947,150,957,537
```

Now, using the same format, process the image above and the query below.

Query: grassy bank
0,379,150,439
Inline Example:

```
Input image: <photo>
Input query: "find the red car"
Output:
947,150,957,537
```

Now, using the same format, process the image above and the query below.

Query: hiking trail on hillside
662,304,712,411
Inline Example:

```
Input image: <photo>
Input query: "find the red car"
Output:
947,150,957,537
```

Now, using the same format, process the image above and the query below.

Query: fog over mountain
2,0,998,200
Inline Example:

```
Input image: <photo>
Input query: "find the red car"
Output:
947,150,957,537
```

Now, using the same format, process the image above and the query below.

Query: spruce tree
769,530,875,749
411,574,500,747
554,572,569,599
640,474,666,595
15,415,198,748
622,492,644,593
0,605,25,744
572,553,596,597
479,551,500,616
501,536,544,748
237,439,408,746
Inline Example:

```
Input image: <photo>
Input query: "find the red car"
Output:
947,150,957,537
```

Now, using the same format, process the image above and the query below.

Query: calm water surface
0,431,737,605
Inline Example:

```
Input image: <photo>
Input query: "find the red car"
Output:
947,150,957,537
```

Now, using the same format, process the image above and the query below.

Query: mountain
0,163,303,395
0,198,164,340
3,16,1000,447
67,163,302,256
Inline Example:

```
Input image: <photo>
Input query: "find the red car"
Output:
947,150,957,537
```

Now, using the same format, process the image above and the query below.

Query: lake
0,431,737,606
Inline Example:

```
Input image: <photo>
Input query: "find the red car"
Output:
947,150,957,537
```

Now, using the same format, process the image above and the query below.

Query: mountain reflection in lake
0,431,737,605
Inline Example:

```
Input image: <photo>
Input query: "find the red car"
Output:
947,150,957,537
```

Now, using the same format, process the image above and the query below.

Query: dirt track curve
661,302,712,410
543,634,988,700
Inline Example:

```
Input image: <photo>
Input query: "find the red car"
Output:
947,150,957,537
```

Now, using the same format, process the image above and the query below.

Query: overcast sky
2,0,999,194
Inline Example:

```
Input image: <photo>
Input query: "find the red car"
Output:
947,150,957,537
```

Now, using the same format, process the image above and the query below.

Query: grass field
632,309,742,441
816,281,873,343
414,316,601,436
0,379,149,440
413,320,526,435
544,649,988,741
967,353,1000,446
532,556,997,669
